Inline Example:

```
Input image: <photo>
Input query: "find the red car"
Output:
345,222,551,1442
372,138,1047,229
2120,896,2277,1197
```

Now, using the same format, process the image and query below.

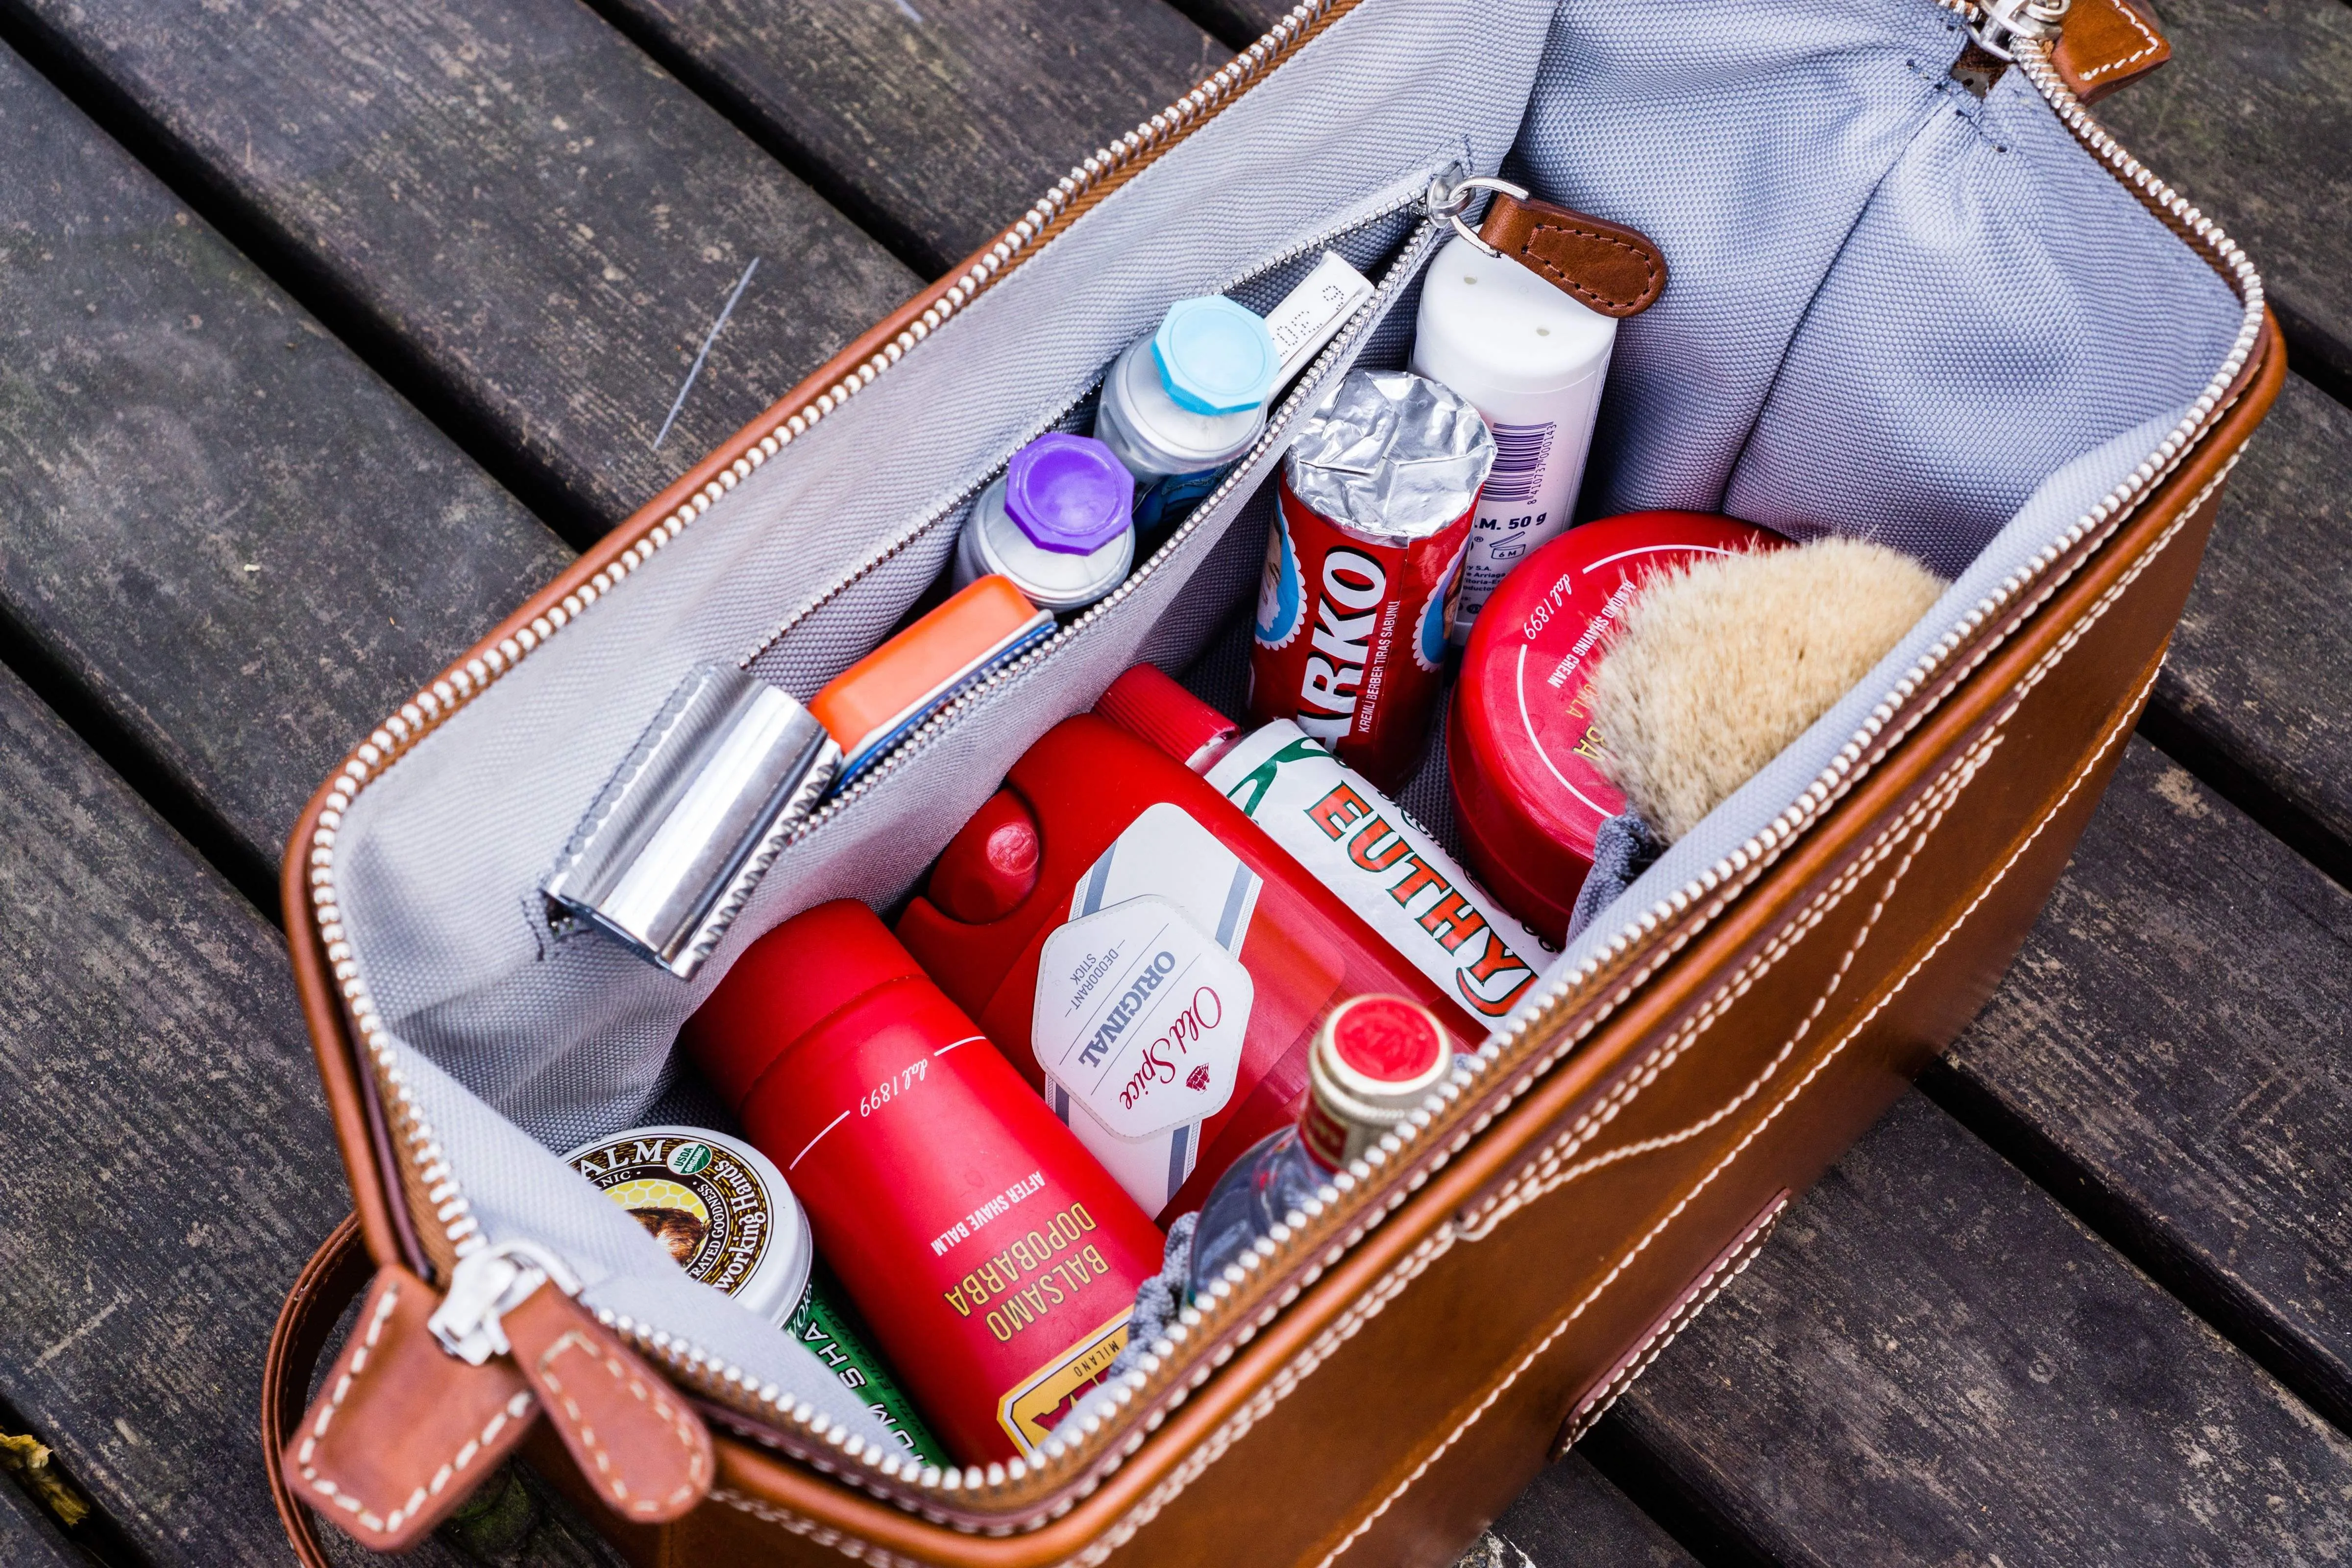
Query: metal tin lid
1004,434,1134,555
1152,295,1277,416
1448,512,1781,940
564,1124,812,1327
1282,369,1496,540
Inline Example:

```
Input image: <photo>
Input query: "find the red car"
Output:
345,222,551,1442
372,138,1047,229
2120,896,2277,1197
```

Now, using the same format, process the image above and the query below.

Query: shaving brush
1586,537,1948,845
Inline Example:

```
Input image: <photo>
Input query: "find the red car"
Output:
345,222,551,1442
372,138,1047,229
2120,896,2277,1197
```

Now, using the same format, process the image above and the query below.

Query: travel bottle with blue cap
953,432,1136,612
1094,294,1277,539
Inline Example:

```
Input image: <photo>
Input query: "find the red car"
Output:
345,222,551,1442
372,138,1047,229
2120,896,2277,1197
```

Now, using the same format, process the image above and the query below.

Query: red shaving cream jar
1448,511,1782,941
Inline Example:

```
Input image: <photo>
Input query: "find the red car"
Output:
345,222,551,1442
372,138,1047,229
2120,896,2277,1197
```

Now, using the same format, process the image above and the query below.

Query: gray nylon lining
326,0,2244,1449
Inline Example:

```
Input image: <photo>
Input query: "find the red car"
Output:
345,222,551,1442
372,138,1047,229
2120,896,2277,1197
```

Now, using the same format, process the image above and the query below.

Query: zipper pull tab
1425,174,1531,257
427,1240,583,1365
1970,0,2070,61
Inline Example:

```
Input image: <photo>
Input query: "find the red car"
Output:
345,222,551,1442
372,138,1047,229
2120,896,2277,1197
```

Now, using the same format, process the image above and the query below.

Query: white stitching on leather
2079,0,2162,80
1308,751,1982,1568
1313,645,2168,1568
537,1328,710,1517
710,1488,929,1568
720,465,2225,1565
1554,1193,1789,1455
1456,751,1983,1242
292,1276,536,1540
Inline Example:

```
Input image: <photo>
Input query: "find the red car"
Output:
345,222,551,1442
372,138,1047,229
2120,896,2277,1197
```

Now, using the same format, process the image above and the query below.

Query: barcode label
1484,421,1555,505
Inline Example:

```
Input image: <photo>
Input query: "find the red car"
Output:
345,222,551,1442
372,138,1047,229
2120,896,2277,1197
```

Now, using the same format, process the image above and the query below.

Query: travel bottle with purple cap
1094,295,1278,539
953,432,1136,612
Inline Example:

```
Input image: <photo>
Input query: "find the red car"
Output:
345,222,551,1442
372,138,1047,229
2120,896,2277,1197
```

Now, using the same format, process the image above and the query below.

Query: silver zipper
427,1240,584,1364
758,178,1450,837
735,167,1445,676
311,5,2266,1527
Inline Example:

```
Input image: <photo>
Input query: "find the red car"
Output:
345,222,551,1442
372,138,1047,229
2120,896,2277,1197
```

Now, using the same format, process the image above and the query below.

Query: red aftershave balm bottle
685,900,1163,1465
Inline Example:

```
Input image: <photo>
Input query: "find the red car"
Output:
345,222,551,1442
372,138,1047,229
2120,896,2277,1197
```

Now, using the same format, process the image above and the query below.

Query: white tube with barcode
1409,233,1618,643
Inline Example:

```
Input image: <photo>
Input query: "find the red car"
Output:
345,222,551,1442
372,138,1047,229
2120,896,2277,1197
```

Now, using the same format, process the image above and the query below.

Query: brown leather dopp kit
265,4,2262,1565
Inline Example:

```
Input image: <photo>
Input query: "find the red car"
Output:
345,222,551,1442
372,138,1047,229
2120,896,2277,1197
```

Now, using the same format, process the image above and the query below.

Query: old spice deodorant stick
1250,369,1496,791
1094,667,1550,1027
684,900,1163,1465
1450,512,1782,940
896,715,1476,1223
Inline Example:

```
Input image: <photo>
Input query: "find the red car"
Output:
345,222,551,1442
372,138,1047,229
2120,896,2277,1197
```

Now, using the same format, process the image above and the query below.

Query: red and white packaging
1449,511,1783,941
1248,370,1494,791
684,899,1165,1465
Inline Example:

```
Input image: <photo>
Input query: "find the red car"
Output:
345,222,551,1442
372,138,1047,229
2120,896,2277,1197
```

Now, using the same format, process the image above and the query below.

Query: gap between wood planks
572,0,966,281
1918,1052,2352,1440
0,4,611,554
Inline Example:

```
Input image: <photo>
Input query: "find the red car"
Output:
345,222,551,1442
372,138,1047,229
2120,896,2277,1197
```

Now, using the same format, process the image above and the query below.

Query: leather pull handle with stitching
501,1282,714,1524
277,1257,539,1553
265,1216,714,1560
1475,193,1667,319
2052,0,2170,103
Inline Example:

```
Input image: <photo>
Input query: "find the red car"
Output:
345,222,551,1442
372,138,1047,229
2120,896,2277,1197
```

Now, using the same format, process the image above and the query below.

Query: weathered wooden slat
1,0,921,538
1488,1455,1699,1568
1166,0,1288,49
1929,739,2352,1427
0,42,571,890
0,661,621,1565
2143,374,2352,871
0,1468,82,1568
2098,0,2352,394
1601,1088,2352,1565
588,0,1226,277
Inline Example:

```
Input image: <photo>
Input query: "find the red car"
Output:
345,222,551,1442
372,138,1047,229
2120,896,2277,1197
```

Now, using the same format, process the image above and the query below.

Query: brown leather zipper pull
501,1280,713,1523
277,1240,712,1554
1475,192,1668,319
278,1263,538,1553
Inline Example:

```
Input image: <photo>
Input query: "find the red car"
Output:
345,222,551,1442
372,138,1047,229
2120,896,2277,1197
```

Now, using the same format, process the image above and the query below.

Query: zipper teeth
302,0,1345,1505
777,197,1441,842
735,176,1433,677
304,7,2266,1526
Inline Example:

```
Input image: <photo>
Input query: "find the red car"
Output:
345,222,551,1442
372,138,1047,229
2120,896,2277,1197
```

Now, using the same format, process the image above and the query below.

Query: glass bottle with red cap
1186,994,1455,1301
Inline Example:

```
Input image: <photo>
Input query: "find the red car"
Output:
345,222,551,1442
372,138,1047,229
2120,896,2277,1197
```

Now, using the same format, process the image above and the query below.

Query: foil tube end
543,663,841,980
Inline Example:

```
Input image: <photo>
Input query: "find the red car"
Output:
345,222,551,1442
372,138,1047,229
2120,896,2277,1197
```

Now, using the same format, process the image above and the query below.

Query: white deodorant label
1035,896,1253,1141
1034,803,1262,1215
1206,722,1549,1024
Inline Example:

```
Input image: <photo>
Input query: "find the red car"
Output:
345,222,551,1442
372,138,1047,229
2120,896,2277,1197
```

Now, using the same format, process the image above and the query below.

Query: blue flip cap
1152,295,1277,416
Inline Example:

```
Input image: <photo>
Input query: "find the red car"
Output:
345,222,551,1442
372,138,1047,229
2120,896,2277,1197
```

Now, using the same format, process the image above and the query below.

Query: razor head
543,663,841,980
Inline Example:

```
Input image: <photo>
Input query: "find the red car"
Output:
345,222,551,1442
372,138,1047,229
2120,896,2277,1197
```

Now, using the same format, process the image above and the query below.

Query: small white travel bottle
1410,232,1618,642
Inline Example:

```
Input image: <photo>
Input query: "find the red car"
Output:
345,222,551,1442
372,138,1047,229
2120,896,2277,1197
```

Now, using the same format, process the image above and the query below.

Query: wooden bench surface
0,0,2345,1562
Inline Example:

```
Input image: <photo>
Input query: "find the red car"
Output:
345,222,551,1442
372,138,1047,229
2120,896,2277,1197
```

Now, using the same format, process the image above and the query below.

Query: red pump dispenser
896,713,1473,1222
685,899,1164,1465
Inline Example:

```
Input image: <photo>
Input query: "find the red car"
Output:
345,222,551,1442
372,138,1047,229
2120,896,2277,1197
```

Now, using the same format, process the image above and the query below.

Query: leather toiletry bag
265,0,2280,1563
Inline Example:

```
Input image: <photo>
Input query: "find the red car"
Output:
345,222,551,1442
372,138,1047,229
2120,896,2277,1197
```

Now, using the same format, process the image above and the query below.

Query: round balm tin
1449,511,1782,941
567,1122,953,1466
564,1123,812,1326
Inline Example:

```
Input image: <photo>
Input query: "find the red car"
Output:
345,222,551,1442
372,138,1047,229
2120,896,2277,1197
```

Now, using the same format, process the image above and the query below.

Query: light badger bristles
1586,537,1948,845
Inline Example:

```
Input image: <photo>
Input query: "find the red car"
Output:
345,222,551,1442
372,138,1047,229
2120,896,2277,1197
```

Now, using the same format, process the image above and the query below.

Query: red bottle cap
1092,664,1239,772
1301,994,1452,1170
925,789,1043,923
683,899,926,1108
1450,512,1783,942
1325,995,1447,1087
